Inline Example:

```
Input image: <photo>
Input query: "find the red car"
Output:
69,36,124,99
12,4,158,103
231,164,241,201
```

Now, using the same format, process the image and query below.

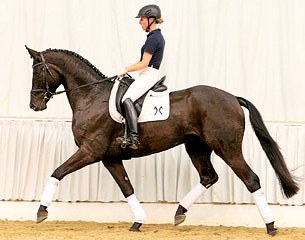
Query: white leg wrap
180,183,207,210
252,188,274,224
40,177,59,207
127,194,146,224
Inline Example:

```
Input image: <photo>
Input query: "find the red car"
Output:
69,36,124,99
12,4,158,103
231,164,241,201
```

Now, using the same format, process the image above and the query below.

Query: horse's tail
237,96,299,198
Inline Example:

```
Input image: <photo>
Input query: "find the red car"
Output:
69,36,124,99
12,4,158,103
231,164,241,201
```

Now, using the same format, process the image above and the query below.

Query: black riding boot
123,98,140,149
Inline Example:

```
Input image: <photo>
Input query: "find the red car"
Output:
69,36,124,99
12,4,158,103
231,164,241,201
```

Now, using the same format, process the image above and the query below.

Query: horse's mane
45,48,107,79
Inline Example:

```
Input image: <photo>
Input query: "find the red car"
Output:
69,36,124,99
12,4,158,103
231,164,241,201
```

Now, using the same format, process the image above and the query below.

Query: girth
115,76,167,117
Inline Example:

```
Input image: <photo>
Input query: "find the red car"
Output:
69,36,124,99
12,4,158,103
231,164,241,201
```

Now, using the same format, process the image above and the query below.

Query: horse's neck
47,52,111,112
63,73,112,112
61,64,96,90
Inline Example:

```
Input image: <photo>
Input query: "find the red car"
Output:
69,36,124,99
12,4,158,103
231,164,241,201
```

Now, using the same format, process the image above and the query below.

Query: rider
117,4,165,149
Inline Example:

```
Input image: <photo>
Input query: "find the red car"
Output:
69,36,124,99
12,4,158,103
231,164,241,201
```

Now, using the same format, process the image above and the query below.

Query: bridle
31,52,59,100
31,52,117,100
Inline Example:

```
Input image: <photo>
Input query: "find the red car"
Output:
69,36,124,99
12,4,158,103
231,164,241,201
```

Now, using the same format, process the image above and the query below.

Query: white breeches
122,67,160,103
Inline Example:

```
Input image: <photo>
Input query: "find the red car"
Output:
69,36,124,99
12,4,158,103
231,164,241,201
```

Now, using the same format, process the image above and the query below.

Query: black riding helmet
135,4,162,32
135,4,161,19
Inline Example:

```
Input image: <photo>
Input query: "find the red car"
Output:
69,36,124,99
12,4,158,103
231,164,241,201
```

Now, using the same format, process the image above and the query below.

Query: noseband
31,52,117,100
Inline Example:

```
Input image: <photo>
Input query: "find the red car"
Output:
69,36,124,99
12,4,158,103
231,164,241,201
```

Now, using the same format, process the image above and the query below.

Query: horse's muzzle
29,102,47,111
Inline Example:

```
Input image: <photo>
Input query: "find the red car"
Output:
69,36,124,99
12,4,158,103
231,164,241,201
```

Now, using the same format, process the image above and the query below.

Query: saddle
115,76,167,118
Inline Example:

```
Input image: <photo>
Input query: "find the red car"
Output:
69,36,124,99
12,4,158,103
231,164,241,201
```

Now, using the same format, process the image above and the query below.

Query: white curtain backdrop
1,0,305,205
0,120,304,205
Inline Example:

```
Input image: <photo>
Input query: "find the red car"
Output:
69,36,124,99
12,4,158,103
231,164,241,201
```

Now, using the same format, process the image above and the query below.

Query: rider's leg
122,98,140,149
122,67,160,103
119,67,160,149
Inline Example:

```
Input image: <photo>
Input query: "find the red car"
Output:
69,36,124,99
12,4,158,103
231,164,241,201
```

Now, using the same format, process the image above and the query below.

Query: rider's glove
118,68,127,78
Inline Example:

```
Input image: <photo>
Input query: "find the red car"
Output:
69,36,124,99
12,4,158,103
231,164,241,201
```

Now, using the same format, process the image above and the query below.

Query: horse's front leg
103,160,145,232
37,148,100,223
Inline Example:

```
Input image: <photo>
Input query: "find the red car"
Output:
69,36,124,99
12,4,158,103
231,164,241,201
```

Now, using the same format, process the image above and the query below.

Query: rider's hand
118,68,127,78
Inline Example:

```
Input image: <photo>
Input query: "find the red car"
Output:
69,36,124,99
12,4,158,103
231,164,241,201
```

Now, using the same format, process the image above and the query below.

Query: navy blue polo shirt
140,29,165,69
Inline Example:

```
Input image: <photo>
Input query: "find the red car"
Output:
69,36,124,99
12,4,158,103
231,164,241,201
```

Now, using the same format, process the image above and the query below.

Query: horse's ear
25,45,39,59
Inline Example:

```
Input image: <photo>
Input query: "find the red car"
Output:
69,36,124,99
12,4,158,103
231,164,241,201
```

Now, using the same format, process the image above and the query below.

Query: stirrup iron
116,122,129,148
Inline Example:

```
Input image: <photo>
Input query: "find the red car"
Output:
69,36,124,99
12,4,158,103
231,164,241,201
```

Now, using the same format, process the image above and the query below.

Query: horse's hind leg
175,137,218,226
215,145,277,236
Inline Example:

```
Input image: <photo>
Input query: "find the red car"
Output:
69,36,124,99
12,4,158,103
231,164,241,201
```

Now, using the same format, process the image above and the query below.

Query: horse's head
26,46,62,111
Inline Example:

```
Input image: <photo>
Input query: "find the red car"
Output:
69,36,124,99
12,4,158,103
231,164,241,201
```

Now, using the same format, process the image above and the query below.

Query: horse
26,46,298,235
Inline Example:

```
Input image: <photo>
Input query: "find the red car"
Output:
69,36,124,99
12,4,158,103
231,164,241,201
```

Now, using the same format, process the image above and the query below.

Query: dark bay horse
26,46,298,235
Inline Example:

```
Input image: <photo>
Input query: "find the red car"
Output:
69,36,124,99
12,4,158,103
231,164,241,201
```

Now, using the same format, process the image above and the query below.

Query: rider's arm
125,52,152,72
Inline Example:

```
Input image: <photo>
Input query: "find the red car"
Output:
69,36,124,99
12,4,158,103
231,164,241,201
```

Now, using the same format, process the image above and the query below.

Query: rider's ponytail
156,18,164,24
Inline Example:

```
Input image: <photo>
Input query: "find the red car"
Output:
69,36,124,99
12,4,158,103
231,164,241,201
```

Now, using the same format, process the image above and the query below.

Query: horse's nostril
30,103,36,109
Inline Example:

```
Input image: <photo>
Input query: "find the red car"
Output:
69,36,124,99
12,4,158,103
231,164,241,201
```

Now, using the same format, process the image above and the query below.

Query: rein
31,52,117,99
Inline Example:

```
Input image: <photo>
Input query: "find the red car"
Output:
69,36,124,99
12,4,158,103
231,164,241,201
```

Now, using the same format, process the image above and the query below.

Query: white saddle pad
109,80,170,123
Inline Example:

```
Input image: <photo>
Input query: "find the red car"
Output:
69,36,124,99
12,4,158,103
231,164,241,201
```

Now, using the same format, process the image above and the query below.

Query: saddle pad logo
154,106,163,115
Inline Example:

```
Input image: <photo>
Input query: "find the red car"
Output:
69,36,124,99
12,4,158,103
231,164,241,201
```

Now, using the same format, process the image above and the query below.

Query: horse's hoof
36,210,48,223
268,229,278,237
174,214,186,226
266,222,278,236
129,222,142,232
